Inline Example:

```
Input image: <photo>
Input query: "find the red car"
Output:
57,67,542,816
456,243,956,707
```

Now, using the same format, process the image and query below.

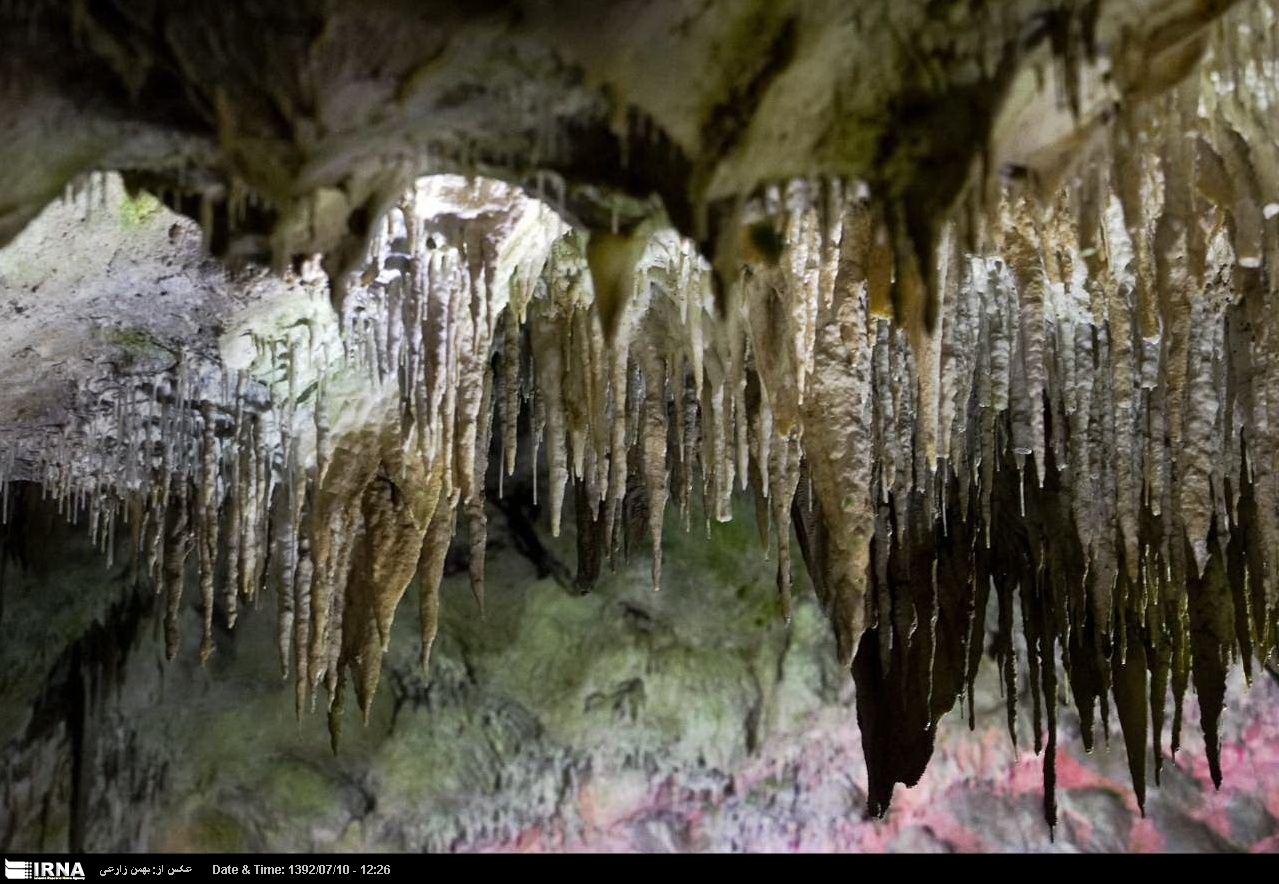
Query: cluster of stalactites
3,2,1279,824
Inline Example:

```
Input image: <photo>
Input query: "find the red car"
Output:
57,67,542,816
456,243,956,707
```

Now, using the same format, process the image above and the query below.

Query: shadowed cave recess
2,0,1279,852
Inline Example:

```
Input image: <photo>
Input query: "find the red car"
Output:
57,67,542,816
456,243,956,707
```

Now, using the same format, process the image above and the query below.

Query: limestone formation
2,0,1279,837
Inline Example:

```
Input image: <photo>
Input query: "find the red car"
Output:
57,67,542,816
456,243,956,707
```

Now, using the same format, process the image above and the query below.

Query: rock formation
2,0,1279,848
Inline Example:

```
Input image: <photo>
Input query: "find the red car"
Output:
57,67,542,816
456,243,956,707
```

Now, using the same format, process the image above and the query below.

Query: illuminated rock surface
1,0,1278,852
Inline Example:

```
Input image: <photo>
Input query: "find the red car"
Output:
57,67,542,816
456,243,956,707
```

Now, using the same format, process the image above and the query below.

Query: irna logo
4,860,86,881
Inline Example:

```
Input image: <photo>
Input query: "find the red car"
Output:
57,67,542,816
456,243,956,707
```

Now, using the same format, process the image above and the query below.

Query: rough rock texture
0,1,1245,293
3,0,1279,850
2,489,1277,853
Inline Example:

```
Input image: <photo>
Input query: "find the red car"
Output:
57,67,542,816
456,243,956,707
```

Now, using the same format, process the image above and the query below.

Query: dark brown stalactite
1149,625,1172,788
1187,533,1233,790
934,476,984,739
1112,609,1150,814
1234,445,1275,676
854,463,984,819
995,566,1021,751
573,478,603,594
964,545,992,733
1225,480,1255,683
1043,669,1059,835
